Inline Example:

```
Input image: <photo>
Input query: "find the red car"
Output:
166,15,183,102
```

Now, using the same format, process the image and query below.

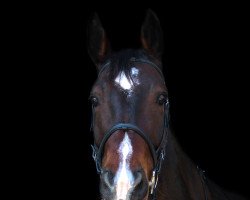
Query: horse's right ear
87,13,111,71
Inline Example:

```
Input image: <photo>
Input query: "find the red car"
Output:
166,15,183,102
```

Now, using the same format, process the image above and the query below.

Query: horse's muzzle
100,169,148,200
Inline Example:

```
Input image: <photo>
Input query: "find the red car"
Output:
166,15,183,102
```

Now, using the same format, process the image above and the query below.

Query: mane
101,49,158,80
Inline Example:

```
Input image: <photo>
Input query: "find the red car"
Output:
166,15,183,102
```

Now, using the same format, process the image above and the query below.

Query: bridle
90,58,170,199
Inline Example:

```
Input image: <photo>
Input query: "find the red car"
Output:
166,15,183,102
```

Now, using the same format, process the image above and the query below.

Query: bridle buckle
149,170,159,195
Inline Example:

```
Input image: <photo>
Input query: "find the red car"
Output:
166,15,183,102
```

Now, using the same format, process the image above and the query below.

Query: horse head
88,10,169,200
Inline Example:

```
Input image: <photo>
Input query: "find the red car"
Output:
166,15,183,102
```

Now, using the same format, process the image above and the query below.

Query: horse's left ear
141,9,164,59
87,13,111,70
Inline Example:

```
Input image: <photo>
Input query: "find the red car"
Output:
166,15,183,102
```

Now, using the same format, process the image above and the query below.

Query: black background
22,1,249,199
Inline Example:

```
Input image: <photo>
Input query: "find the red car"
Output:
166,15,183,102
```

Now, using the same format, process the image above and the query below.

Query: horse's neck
156,131,209,200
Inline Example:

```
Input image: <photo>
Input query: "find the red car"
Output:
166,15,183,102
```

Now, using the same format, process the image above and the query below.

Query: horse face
88,9,166,200
90,63,167,200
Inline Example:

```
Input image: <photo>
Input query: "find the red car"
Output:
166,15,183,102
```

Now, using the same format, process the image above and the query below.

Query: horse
87,9,246,200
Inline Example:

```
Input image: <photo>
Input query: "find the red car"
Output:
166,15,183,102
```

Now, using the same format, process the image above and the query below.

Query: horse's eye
157,94,167,105
90,96,99,107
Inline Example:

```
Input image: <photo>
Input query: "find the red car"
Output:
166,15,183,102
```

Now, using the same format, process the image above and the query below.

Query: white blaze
114,133,134,200
114,67,140,92
115,72,132,90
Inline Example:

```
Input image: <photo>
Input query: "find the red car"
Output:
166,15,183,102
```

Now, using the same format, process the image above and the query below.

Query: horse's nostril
132,171,143,188
103,171,115,191
130,170,148,199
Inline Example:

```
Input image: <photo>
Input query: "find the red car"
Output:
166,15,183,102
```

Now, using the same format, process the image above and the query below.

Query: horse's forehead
93,64,165,97
114,67,140,93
